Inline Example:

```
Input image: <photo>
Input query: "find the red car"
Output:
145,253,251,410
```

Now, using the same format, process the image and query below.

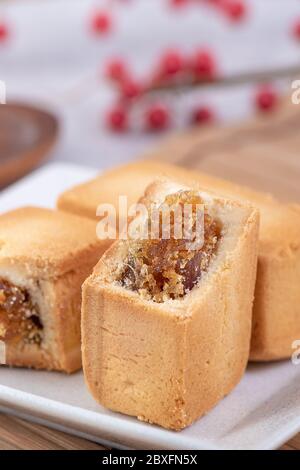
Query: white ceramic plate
0,162,299,450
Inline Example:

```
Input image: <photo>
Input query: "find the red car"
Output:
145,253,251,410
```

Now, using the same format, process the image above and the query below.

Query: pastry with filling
0,206,109,372
58,160,300,361
82,181,259,430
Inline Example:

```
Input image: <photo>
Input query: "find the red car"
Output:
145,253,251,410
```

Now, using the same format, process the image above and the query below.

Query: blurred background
0,0,300,184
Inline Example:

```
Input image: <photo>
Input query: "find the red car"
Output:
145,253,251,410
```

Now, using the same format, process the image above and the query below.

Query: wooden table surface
1,97,300,450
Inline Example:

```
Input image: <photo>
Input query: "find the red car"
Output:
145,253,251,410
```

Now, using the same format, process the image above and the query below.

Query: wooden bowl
0,103,59,188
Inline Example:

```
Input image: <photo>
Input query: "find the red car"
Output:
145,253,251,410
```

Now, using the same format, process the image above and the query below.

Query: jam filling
0,279,43,346
118,191,221,303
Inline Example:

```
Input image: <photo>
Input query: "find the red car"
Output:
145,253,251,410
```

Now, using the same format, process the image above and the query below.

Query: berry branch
87,1,300,133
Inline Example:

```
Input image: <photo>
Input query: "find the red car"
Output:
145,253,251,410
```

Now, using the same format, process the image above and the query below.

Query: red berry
106,106,128,132
91,11,112,35
221,1,246,22
191,106,214,125
158,50,185,77
145,104,170,131
292,20,300,40
0,23,9,42
104,59,129,82
169,0,189,8
120,79,142,100
255,86,278,112
191,49,216,80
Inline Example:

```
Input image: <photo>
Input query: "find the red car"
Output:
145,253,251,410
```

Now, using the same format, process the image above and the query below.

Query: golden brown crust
59,161,300,361
0,206,110,372
0,206,108,279
82,181,259,429
57,164,172,223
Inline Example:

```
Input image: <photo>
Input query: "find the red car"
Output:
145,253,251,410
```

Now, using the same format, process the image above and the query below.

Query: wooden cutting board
146,96,300,203
0,103,58,188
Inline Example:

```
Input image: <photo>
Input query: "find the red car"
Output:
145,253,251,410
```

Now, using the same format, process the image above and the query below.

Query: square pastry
82,180,259,430
0,207,109,373
58,160,300,361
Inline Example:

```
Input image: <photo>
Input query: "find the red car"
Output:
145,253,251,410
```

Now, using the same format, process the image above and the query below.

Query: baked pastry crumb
0,279,43,346
116,191,221,302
